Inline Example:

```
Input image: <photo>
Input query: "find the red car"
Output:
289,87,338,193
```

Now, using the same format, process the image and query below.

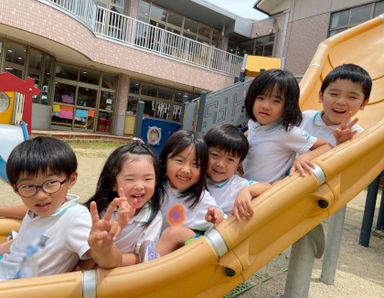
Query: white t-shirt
301,110,364,146
160,181,219,232
0,195,91,280
110,202,162,255
206,175,254,216
243,119,318,183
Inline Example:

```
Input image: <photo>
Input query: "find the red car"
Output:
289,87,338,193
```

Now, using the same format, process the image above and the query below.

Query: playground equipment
0,72,40,181
0,14,384,298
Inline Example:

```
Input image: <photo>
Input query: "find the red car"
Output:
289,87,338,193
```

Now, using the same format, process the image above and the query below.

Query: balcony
40,0,243,77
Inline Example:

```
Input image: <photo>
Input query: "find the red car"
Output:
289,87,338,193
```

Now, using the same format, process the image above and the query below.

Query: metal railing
39,0,243,76
40,0,97,31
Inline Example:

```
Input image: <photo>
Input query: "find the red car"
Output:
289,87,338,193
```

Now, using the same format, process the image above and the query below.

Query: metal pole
195,91,206,132
320,205,346,284
375,172,384,230
284,225,324,298
180,95,188,125
359,176,380,247
134,101,144,138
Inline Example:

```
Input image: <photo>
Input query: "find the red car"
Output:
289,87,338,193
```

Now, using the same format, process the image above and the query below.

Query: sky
205,0,268,20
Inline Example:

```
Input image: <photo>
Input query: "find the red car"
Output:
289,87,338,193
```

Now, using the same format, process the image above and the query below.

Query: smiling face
114,155,156,212
252,85,285,125
207,147,241,183
15,170,77,217
166,144,200,191
319,79,368,126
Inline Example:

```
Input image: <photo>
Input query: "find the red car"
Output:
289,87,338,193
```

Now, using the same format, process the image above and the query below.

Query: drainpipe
279,9,290,70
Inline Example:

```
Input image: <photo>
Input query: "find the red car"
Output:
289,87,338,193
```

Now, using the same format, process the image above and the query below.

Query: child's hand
289,156,315,177
334,112,358,144
116,187,137,228
205,207,224,227
88,199,119,252
232,188,254,222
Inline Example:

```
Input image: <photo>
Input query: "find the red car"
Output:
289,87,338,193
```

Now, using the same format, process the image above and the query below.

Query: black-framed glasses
14,179,68,197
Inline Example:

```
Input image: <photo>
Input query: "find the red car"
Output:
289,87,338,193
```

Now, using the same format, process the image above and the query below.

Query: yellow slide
0,15,384,298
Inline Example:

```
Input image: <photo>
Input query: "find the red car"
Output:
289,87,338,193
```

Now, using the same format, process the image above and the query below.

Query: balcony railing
39,0,243,76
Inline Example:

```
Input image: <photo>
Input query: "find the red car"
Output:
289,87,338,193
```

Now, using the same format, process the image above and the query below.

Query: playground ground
0,138,383,297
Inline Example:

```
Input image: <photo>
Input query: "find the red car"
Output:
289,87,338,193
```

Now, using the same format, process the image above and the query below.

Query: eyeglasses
14,179,68,198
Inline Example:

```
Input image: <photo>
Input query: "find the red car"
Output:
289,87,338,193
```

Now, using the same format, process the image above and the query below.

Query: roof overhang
151,0,253,37
254,0,290,16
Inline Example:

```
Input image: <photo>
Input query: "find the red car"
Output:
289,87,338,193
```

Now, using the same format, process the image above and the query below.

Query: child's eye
228,158,235,163
255,96,264,100
20,184,35,190
192,162,199,167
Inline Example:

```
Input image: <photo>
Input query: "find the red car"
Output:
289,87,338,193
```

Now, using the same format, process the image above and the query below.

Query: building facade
1,0,383,136
253,0,384,77
0,0,252,135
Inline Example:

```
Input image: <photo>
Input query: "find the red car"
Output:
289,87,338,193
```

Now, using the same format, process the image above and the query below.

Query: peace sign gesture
88,187,137,251
334,111,359,144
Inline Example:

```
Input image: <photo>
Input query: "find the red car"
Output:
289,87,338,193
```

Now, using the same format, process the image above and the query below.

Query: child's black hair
159,130,208,208
84,141,161,225
244,69,302,130
204,124,249,162
321,63,372,100
6,136,77,185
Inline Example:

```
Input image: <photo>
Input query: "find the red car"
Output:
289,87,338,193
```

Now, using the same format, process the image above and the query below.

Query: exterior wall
282,0,378,76
0,0,234,92
284,12,330,75
251,13,287,58
114,74,130,136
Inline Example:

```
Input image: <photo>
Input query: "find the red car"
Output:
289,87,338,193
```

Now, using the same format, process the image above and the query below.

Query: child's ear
112,184,117,191
68,172,78,189
360,98,369,110
318,90,324,103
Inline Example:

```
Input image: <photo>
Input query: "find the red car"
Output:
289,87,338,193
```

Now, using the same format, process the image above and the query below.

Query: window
127,78,198,121
329,1,384,36
230,35,275,57
138,1,220,46
53,63,116,132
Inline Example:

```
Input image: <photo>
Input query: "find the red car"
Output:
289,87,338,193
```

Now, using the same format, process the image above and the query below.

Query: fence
40,0,242,76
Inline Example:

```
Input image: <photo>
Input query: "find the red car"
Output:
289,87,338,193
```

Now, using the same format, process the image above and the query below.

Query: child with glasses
0,137,130,280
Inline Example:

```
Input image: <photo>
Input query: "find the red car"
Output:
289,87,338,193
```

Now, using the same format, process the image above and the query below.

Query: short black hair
159,130,208,208
244,69,302,130
6,137,77,185
321,64,372,100
204,124,249,162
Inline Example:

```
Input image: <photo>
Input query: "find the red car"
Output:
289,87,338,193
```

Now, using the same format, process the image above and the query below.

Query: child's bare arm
205,207,224,226
0,239,15,255
0,205,27,219
289,139,332,177
334,112,359,144
232,182,271,222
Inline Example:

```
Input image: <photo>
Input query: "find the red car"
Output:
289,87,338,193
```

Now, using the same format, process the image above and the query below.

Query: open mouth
132,194,145,200
332,108,346,114
35,202,51,210
176,175,191,182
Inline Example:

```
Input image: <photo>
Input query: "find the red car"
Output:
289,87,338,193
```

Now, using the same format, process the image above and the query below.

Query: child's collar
252,119,281,131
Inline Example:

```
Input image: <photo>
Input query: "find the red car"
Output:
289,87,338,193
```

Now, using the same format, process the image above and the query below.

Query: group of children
0,63,372,280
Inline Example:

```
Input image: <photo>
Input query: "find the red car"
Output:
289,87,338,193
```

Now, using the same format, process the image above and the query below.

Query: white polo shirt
206,175,254,216
160,181,219,232
243,119,317,183
301,110,364,146
0,194,91,280
110,202,162,255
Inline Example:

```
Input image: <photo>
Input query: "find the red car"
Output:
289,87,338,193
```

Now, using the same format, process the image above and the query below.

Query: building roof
254,0,290,16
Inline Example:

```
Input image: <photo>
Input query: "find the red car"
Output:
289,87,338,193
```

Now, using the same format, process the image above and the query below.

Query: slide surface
0,15,384,298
